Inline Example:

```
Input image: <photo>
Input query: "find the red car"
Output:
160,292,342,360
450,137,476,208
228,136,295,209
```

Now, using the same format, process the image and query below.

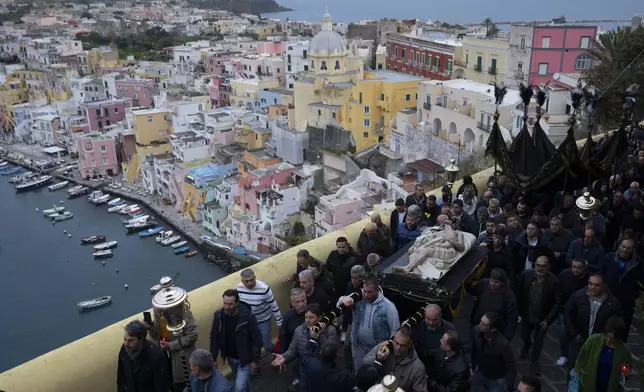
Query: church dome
309,10,347,57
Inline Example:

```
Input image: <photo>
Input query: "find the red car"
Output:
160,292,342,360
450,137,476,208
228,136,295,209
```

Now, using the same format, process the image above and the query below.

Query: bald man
412,304,457,378
371,212,391,242
357,221,391,260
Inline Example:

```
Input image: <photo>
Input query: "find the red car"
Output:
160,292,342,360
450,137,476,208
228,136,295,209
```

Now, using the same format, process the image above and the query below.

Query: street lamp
444,158,460,200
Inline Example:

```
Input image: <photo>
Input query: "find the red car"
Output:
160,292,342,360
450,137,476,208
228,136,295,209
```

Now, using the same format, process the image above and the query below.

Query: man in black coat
554,259,588,366
280,288,308,391
427,331,469,392
563,273,622,363
117,320,171,392
452,199,478,236
302,329,356,392
356,222,391,260
542,216,575,274
406,183,428,209
514,221,551,276
469,269,518,340
413,304,457,379
602,191,631,247
325,237,361,298
424,195,442,227
209,289,262,392
390,198,407,246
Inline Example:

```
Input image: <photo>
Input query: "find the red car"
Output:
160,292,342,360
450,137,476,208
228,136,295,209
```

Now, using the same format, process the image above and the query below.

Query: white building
507,25,534,88
170,131,210,162
285,41,309,89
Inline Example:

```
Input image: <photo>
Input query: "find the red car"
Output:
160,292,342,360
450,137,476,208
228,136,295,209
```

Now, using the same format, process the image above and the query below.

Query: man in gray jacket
363,326,427,392
341,277,400,372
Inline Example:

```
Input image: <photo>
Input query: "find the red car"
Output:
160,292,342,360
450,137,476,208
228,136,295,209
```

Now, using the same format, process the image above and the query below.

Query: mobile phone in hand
143,311,152,324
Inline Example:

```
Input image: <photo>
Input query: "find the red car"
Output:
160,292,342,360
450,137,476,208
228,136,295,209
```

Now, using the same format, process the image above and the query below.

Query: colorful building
182,162,237,220
81,98,131,132
230,77,280,109
386,33,457,80
452,37,510,85
123,108,174,180
115,79,158,108
76,133,120,177
238,149,281,176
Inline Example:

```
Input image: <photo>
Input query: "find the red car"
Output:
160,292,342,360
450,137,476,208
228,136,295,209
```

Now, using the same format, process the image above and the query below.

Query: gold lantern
152,284,190,336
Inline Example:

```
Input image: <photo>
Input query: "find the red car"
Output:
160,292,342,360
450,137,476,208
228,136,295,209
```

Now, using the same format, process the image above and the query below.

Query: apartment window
405,94,411,101
106,120,111,126
311,60,315,70
100,145,106,152
580,36,591,49
287,54,291,63
302,50,307,59
575,54,592,70
147,116,153,123
538,63,548,75
95,108,101,117
103,108,109,116
421,53,425,65
518,61,523,71
102,158,109,165
359,92,363,104
114,107,118,113
394,66,398,72
287,65,292,72
402,68,406,73
426,55,432,66
364,105,370,114
401,48,406,58
377,64,383,70
363,118,370,127
410,50,414,62
380,93,385,100
394,47,398,58
332,112,336,119
447,60,453,73
541,36,550,48
289,83,294,88
363,132,369,138
490,58,497,73
465,53,469,66
520,36,526,50
335,60,340,70
434,57,440,70
97,120,102,128
318,109,321,116
304,65,309,71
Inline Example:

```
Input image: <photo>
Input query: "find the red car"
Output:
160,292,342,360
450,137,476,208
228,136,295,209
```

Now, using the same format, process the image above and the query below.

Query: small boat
139,226,165,237
78,296,112,310
9,171,34,184
125,208,143,216
68,187,89,199
174,246,190,255
48,181,69,191
161,235,181,246
0,161,8,167
156,231,173,243
185,250,199,258
94,241,117,250
43,206,65,216
93,250,113,259
15,175,52,192
122,215,150,225
127,212,147,219
52,211,74,221
171,240,187,249
87,190,103,201
92,194,111,204
108,203,127,212
81,235,106,244
118,205,140,215
67,185,83,194
107,198,122,206
126,221,156,233
0,166,20,175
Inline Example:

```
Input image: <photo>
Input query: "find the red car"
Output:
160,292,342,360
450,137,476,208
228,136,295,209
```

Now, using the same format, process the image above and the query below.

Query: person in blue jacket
396,204,423,251
185,349,233,392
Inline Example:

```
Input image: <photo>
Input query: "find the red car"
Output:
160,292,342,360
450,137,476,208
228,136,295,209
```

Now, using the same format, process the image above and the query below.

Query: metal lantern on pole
575,191,598,221
444,158,460,200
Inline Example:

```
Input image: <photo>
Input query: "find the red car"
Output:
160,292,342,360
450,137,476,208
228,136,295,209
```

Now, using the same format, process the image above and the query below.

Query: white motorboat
67,185,83,194
88,190,103,200
94,241,118,250
48,181,69,191
52,211,74,221
0,161,7,167
122,215,150,225
9,171,34,184
43,205,65,216
78,296,112,311
156,231,173,243
161,235,181,246
93,249,113,259
15,175,52,192
107,198,122,206
118,205,140,215
171,240,187,249
92,194,111,204
108,204,128,213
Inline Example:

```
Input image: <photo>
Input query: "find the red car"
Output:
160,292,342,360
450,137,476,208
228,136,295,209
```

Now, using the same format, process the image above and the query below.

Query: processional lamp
575,191,598,221
444,158,460,199
367,375,404,392
152,276,193,392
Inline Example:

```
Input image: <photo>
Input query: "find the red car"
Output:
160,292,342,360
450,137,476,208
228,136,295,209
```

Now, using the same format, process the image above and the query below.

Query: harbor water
0,172,224,372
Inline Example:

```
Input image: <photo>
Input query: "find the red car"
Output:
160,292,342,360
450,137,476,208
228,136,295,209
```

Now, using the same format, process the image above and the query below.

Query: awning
407,159,444,174
41,146,66,154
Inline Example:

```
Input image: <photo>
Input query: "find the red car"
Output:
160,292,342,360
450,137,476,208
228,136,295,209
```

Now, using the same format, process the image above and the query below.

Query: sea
0,171,224,373
263,0,640,28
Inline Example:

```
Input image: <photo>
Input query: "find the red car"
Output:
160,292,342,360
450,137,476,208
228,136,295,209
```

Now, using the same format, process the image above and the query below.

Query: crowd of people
116,136,644,392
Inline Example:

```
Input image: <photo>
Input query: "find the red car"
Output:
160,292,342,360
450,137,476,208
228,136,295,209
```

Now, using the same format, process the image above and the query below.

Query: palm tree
483,18,493,38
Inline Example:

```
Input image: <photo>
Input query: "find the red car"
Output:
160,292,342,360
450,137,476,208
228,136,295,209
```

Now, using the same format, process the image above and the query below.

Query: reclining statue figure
393,214,476,279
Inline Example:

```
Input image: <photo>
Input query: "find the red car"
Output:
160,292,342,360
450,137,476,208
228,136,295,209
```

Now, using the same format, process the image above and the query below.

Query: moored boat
126,221,156,233
52,211,74,221
108,203,127,212
67,185,83,194
122,215,150,225
9,171,34,184
174,246,190,255
185,250,199,258
94,241,117,250
0,161,7,167
0,166,20,175
15,175,53,192
139,226,165,237
171,240,187,249
161,235,181,246
43,205,65,216
156,230,173,243
81,235,106,244
87,190,103,201
48,181,69,191
92,194,111,204
77,296,112,311
68,187,89,199
92,250,113,259
118,205,140,215
107,198,122,205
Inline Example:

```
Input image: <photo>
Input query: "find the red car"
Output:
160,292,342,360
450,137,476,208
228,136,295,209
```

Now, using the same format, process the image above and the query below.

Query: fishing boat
118,205,140,215
174,246,190,255
185,250,199,258
127,212,147,219
126,221,156,233
87,190,103,201
48,181,69,191
92,194,111,204
108,203,127,213
68,187,89,199
156,230,173,243
42,205,65,216
9,171,34,184
94,241,117,250
92,250,113,259
123,208,143,216
171,240,187,249
0,166,20,175
107,198,122,206
161,235,181,246
15,175,52,192
139,226,165,237
67,185,83,194
0,161,7,167
122,215,150,225
81,235,106,245
77,296,112,311
52,211,74,221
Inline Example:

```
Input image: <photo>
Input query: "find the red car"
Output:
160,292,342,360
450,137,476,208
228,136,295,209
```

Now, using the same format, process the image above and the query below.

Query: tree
583,26,644,127
80,11,93,19
370,38,378,70
482,17,498,38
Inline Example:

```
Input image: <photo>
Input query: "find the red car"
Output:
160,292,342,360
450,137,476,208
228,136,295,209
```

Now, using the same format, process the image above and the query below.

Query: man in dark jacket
427,331,469,392
424,195,442,227
326,237,361,298
209,289,262,392
406,183,427,209
302,329,356,392
396,205,423,251
600,237,644,339
307,259,336,299
298,270,331,313
390,198,407,244
516,255,559,374
280,288,307,355
412,304,457,379
480,227,513,279
467,312,516,392
602,191,631,247
542,216,575,274
621,204,644,241
452,199,478,236
514,221,551,275
117,320,171,392
469,269,518,340
549,193,577,230
554,259,588,366
563,273,622,364
357,222,391,260
565,227,605,270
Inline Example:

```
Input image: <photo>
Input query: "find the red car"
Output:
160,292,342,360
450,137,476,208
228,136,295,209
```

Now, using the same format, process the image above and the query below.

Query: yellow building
342,70,423,151
452,37,509,85
87,47,120,75
0,80,28,107
123,108,174,180
230,78,280,108
234,122,272,150
213,19,235,35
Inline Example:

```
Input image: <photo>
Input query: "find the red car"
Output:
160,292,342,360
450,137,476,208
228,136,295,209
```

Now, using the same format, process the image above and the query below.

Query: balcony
474,64,483,72
423,102,431,110
454,60,467,68
488,67,497,75
514,70,525,79
477,121,492,132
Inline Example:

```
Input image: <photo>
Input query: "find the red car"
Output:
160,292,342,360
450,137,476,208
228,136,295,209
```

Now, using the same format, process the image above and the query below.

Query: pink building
115,79,158,108
529,25,598,85
208,76,231,108
76,133,120,177
81,98,131,132
256,42,286,55
230,55,285,85
205,52,232,75
239,164,294,217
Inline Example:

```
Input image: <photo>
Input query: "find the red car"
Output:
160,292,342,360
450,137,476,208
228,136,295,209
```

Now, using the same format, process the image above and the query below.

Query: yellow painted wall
0,87,28,107
122,152,140,182
458,38,509,85
182,181,204,217
133,111,174,145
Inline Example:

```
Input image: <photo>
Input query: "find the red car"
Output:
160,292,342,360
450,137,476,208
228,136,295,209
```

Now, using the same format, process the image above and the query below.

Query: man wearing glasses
516,254,559,376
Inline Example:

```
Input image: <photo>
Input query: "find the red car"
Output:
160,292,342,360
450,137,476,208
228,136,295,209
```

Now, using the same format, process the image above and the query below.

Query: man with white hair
625,181,641,201
187,349,233,392
298,269,331,312
371,212,391,242
357,221,391,260
236,268,282,353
